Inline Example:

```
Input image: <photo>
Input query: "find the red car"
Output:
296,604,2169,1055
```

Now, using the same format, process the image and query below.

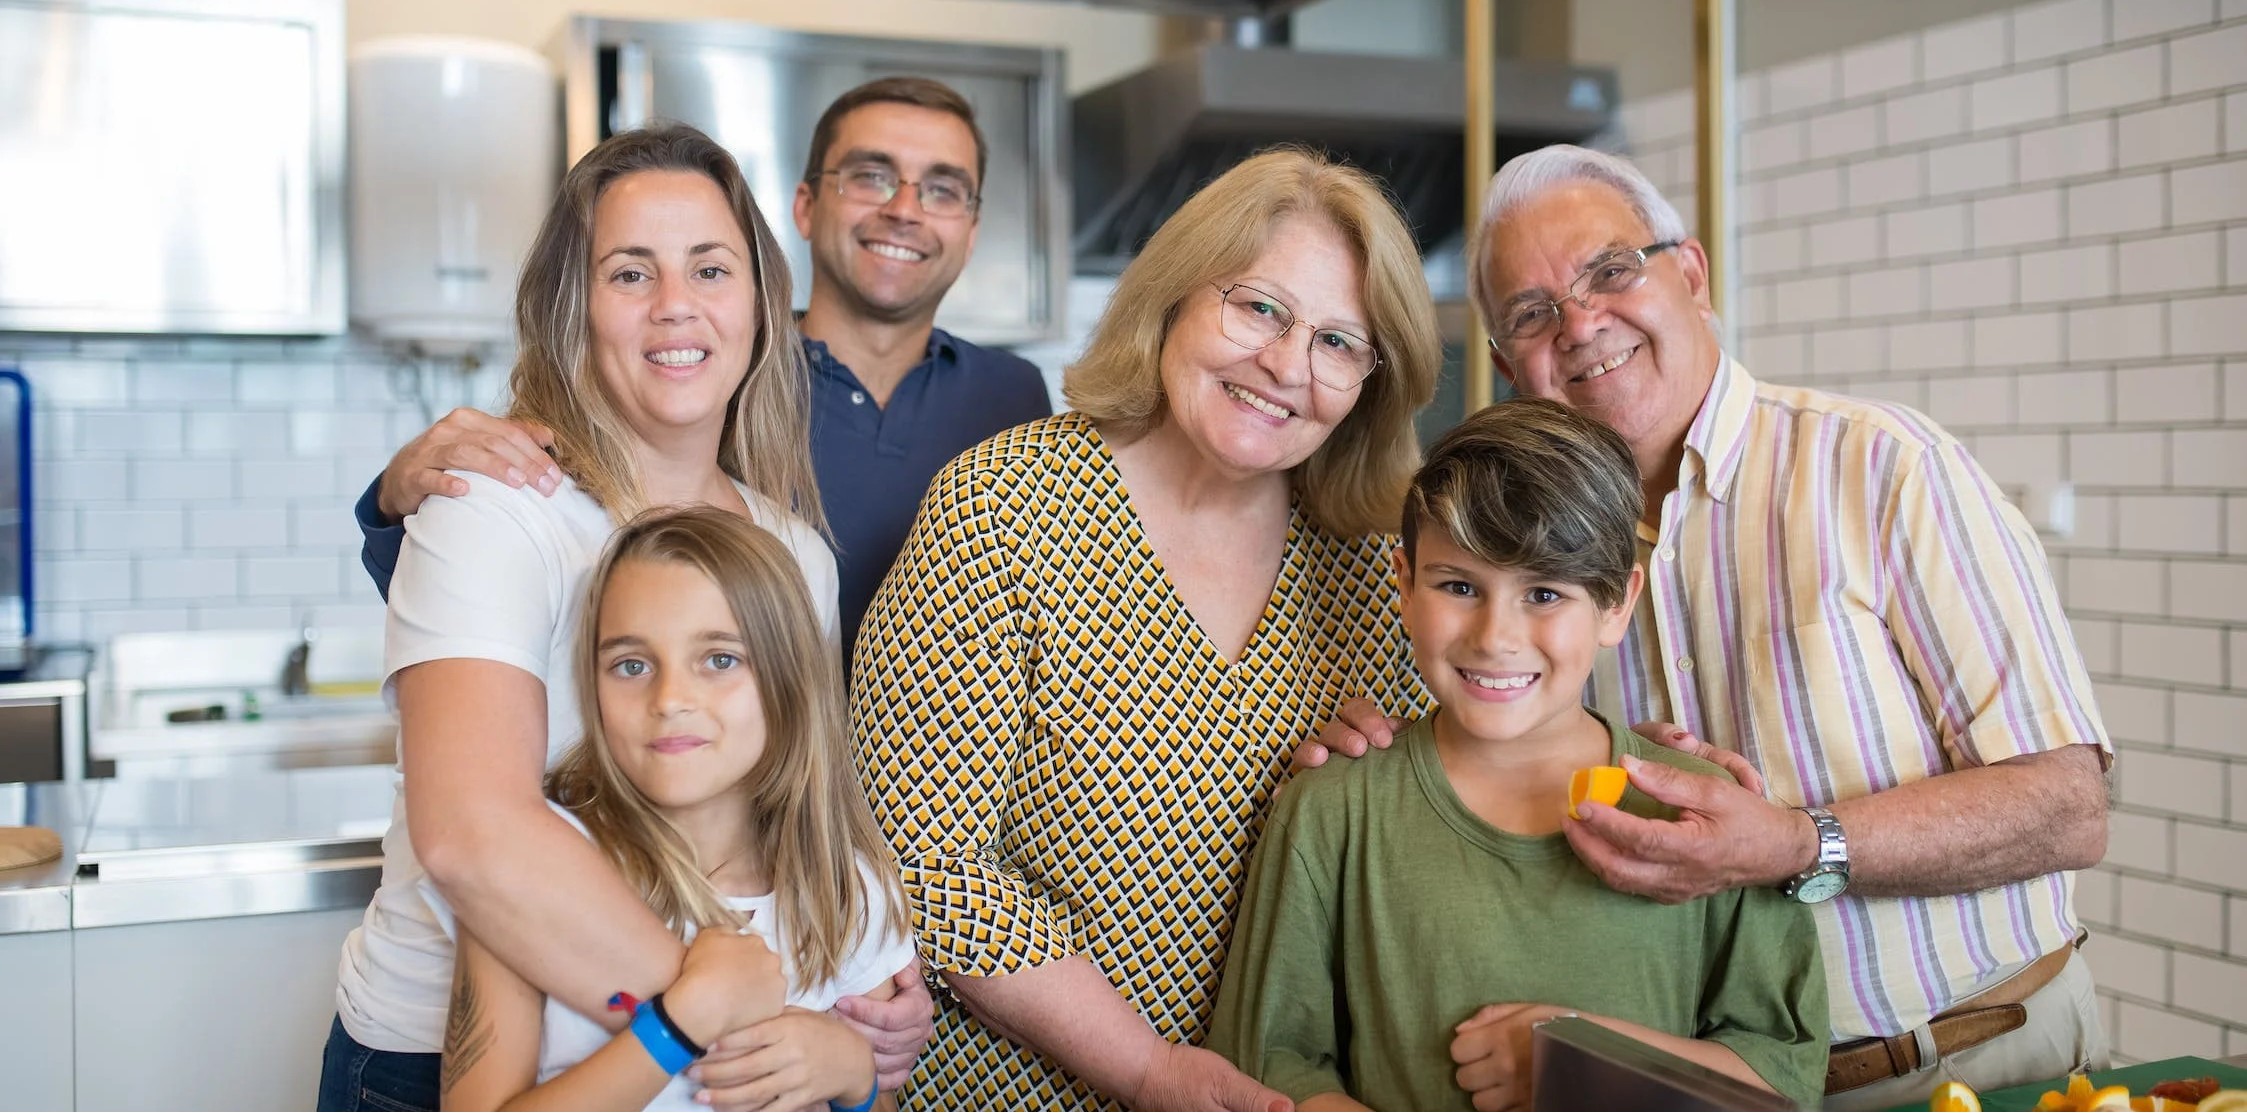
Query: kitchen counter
0,779,94,932
0,763,393,933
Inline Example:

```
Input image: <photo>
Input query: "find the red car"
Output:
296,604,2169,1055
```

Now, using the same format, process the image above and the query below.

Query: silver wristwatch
1779,806,1849,904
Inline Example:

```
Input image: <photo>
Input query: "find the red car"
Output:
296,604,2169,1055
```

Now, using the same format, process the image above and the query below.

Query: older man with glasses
355,76,1052,668
1305,144,2112,1110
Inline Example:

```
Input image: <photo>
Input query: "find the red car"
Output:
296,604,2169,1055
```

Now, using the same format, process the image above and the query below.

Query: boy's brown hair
1401,396,1642,608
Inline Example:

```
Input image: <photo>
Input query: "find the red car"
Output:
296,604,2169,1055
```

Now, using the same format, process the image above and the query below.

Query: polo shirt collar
802,328,959,383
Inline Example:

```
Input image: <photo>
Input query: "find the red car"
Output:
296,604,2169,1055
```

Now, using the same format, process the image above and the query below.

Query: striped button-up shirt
1590,357,2111,1042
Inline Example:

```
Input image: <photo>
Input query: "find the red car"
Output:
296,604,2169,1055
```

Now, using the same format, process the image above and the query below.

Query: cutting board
0,825,61,871
1890,1057,2247,1111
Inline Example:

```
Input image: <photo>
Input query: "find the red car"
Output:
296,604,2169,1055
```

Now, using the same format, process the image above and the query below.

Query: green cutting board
1889,1057,2247,1111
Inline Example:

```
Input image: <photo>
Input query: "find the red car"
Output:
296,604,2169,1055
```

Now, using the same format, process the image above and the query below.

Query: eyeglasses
810,163,979,218
1211,283,1382,391
1488,240,1681,351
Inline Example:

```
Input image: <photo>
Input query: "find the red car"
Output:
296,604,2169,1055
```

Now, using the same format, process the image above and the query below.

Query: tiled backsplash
1618,0,2247,1063
10,333,510,644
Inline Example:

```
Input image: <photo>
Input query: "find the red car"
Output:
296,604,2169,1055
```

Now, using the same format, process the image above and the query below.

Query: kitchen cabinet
72,907,362,1110
0,0,345,335
0,929,75,1110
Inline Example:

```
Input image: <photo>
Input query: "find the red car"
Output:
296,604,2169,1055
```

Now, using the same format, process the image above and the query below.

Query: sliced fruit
2037,1090,2074,1112
2152,1079,2221,1105
2070,1073,2098,1110
2088,1085,2134,1111
1568,765,1628,819
2198,1091,2247,1112
1931,1080,1984,1112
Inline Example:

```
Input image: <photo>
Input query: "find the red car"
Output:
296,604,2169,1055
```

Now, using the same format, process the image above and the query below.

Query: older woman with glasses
849,147,1439,1110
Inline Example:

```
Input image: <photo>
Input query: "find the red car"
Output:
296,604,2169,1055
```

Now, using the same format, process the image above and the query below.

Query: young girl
431,506,915,1112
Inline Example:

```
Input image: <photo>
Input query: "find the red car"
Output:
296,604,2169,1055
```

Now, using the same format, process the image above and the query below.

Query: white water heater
348,36,557,353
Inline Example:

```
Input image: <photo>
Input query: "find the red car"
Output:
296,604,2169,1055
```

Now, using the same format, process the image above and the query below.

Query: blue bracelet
830,1076,879,1112
627,999,698,1075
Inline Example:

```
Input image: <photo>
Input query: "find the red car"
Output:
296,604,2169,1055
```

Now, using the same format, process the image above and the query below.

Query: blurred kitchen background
0,0,2243,1107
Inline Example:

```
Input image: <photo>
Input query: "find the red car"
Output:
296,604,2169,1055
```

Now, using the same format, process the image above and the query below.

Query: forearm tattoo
441,960,496,1095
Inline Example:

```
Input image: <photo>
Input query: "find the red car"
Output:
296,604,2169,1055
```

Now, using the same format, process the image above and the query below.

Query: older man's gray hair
1465,144,1692,338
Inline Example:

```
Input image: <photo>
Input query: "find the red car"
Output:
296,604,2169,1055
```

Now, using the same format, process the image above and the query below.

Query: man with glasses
355,77,1048,663
789,78,1051,659
1305,144,2110,1109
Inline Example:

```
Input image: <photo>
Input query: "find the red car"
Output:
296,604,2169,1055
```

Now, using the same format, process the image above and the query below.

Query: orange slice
2070,1074,2098,1110
1932,1080,1984,1112
2088,1085,2135,1111
2037,1090,2074,1112
1568,766,1628,819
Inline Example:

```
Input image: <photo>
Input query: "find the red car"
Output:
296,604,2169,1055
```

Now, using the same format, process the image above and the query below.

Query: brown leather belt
1825,934,2085,1094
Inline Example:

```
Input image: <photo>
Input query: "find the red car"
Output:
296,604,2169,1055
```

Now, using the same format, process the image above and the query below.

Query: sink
252,694,389,721
91,629,396,778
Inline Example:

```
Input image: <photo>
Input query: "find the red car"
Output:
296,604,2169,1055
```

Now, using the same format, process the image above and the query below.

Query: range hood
1066,5,1617,272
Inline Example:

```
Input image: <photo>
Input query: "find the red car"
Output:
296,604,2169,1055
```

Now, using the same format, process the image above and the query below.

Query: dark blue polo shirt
354,327,1051,664
805,328,1051,659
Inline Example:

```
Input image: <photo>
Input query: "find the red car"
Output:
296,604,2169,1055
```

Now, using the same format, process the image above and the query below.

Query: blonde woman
850,148,1441,1110
433,507,912,1111
319,125,924,1112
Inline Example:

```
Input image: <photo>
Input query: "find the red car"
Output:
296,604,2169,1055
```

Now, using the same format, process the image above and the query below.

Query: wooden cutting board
0,825,61,871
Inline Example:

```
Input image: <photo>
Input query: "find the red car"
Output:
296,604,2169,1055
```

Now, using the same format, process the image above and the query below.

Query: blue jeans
317,1014,442,1112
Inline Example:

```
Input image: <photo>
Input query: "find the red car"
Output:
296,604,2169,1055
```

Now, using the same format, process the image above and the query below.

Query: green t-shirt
1206,710,1830,1110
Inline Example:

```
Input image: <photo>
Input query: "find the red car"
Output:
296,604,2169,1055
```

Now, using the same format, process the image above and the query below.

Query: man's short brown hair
799,76,988,190
1402,397,1643,608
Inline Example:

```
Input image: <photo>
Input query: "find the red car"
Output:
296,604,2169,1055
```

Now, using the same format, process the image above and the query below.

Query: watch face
1795,871,1848,904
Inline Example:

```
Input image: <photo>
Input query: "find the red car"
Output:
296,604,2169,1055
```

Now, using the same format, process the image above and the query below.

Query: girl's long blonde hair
546,506,901,984
508,122,825,534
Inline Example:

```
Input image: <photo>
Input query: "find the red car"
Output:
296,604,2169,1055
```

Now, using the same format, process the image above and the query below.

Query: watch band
627,996,700,1075
648,992,707,1058
1781,806,1849,901
831,1076,881,1112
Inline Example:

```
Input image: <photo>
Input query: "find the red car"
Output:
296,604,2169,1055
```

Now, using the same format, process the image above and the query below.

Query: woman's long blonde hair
508,122,825,534
1063,146,1440,538
546,507,901,984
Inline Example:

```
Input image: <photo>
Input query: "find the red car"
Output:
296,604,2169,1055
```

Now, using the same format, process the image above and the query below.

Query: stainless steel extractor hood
1064,4,1616,271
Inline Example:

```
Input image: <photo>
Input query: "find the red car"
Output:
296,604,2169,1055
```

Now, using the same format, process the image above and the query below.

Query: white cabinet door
0,929,73,1110
72,907,360,1110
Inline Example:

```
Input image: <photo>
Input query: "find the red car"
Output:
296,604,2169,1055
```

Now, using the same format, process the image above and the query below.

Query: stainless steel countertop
0,779,96,932
0,764,393,933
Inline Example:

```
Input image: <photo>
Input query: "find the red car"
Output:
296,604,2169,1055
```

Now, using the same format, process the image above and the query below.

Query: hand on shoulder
377,408,561,523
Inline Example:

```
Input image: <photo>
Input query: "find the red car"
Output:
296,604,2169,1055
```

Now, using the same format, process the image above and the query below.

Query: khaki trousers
1824,951,2108,1110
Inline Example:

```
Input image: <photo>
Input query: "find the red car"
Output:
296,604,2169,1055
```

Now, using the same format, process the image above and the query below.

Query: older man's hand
1563,754,1814,904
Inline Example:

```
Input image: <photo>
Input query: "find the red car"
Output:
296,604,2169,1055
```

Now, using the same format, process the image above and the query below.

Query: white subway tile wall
1620,0,2247,1060
6,336,508,643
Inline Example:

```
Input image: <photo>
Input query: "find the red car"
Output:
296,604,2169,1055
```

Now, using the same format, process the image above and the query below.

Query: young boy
1207,397,1829,1111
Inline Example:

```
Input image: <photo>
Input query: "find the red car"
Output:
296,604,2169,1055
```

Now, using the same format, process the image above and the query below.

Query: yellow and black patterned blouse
850,412,1428,1110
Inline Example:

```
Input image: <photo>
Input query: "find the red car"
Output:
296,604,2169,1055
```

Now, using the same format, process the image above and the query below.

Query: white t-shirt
335,471,838,1053
422,804,915,1112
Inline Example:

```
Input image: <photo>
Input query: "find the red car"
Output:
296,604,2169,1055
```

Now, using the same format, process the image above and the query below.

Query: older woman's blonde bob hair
1063,147,1439,538
509,123,823,532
